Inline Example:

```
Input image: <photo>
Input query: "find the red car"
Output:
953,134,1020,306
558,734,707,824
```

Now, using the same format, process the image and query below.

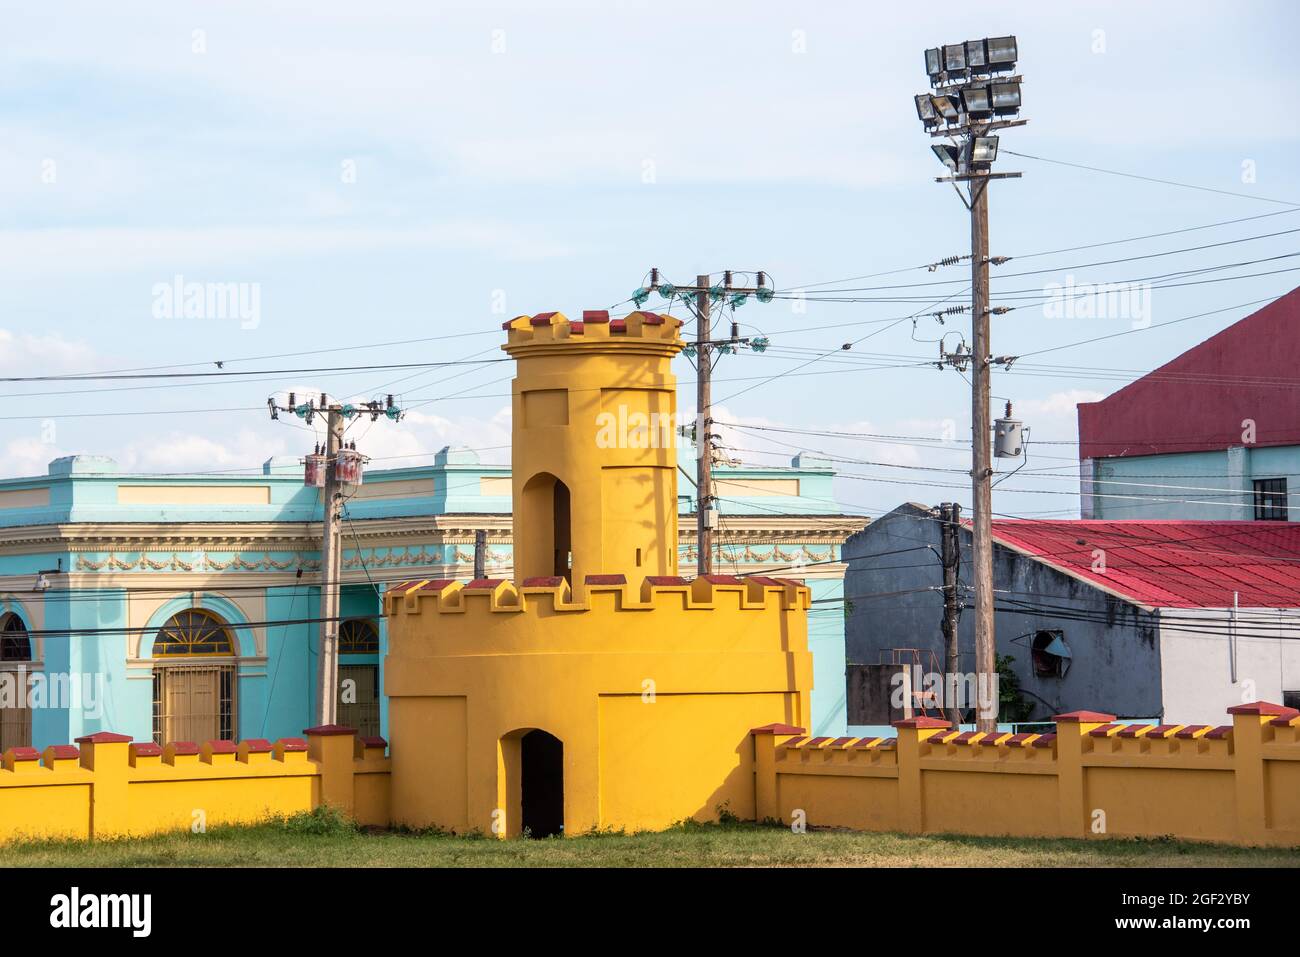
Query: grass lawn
0,809,1296,867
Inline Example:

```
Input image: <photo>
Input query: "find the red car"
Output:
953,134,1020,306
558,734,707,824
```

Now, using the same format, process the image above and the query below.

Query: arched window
338,618,380,737
339,618,379,653
151,608,238,745
0,612,32,663
0,612,32,750
153,608,235,657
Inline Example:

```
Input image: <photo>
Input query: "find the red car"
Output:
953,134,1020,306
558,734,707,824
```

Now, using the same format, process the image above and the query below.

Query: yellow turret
502,309,685,593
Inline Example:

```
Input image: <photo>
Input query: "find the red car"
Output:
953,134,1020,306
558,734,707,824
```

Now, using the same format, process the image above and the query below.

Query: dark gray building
842,504,1300,725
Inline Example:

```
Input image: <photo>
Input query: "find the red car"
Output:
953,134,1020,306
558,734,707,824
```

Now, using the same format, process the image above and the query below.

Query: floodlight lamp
971,136,999,164
965,39,988,71
943,43,966,73
924,47,943,78
961,85,992,115
931,144,961,172
986,35,1017,66
931,93,962,122
991,80,1021,114
915,93,938,125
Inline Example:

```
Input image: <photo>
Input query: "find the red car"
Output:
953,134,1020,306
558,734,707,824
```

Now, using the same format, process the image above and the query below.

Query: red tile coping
1204,725,1233,740
75,731,133,744
641,313,665,325
978,733,1008,746
1087,723,1121,738
521,576,565,588
568,321,585,335
303,725,357,737
240,739,274,753
390,579,455,594
1030,733,1057,749
1004,733,1036,748
1270,713,1300,727
204,740,238,754
360,736,388,749
167,741,200,755
875,737,898,750
750,723,805,735
782,737,808,750
1174,724,1211,739
585,574,626,585
500,319,514,330
829,736,855,748
1147,724,1182,739
949,731,979,745
465,578,506,590
1116,725,1154,739
852,737,883,749
529,312,559,326
609,319,627,333
702,574,743,585
7,746,40,761
277,737,309,752
1227,701,1297,717
1055,710,1117,723
806,737,832,748
130,743,163,757
45,745,79,760
746,576,790,587
893,716,951,730
582,310,609,323
645,576,689,586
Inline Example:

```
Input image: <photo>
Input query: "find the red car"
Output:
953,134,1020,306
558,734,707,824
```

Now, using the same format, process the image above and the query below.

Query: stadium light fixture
915,93,939,126
970,136,1000,165
986,35,1018,67
931,144,961,172
990,80,1022,115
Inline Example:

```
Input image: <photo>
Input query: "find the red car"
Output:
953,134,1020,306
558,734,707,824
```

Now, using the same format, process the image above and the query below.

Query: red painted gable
1077,287,1300,460
989,519,1300,608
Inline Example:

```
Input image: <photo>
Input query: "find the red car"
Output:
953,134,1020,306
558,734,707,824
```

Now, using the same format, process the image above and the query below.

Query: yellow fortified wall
752,703,1300,847
0,728,390,842
383,309,814,837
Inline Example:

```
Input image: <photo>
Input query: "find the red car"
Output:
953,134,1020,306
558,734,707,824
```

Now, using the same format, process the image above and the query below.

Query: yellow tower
507,309,680,594
384,310,812,837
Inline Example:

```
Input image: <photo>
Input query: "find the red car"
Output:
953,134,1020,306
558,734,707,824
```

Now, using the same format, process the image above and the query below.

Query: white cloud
0,328,98,374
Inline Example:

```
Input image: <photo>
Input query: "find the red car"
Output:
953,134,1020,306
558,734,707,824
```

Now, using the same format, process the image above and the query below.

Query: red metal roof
1077,287,1300,460
988,519,1300,608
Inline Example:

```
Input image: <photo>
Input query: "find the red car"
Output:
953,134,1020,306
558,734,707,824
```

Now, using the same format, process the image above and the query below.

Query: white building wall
1158,607,1300,723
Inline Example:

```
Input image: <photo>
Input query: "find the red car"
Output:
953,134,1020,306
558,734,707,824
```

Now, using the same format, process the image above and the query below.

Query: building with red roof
1077,288,1300,522
843,504,1300,727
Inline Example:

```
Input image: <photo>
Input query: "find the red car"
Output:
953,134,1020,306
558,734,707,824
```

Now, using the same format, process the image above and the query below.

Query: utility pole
268,390,402,726
914,36,1026,732
319,403,344,726
938,502,963,727
636,269,773,576
694,274,714,575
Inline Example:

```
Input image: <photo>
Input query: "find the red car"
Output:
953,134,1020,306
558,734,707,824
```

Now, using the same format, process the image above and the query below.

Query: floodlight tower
915,36,1026,732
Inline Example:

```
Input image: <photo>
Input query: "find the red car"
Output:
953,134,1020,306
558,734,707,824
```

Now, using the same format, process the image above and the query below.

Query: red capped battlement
501,310,685,350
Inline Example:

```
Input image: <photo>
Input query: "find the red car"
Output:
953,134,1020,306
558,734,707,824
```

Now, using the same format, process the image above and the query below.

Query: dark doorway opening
552,479,571,582
520,729,564,838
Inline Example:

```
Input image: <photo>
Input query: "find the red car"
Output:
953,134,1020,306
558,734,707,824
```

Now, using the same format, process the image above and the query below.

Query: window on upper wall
1253,478,1289,521
1284,691,1300,711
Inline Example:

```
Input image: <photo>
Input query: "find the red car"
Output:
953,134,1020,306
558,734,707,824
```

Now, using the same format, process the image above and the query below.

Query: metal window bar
151,663,238,746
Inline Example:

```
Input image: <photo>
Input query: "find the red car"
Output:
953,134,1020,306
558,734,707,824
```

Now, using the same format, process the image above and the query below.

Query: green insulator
709,285,726,300
658,283,676,299
755,287,774,303
632,287,650,306
341,403,357,419
749,336,770,353
729,292,748,308
681,344,696,359
385,406,402,420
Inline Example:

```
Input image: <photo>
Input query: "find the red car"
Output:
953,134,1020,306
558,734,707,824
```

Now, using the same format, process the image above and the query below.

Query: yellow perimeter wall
4,704,1299,847
754,703,1300,847
0,727,389,842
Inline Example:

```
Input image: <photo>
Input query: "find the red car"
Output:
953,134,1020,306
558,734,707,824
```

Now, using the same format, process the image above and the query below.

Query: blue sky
2,0,1298,519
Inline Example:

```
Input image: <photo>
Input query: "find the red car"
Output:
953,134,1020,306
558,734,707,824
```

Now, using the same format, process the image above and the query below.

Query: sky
2,0,1298,520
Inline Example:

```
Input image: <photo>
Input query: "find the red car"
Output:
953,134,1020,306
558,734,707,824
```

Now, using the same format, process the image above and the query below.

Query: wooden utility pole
641,268,773,576
267,390,401,727
317,401,344,726
694,274,714,576
938,502,963,727
969,179,996,732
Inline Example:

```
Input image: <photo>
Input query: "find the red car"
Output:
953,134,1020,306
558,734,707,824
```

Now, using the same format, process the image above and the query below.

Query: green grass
0,808,1296,867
